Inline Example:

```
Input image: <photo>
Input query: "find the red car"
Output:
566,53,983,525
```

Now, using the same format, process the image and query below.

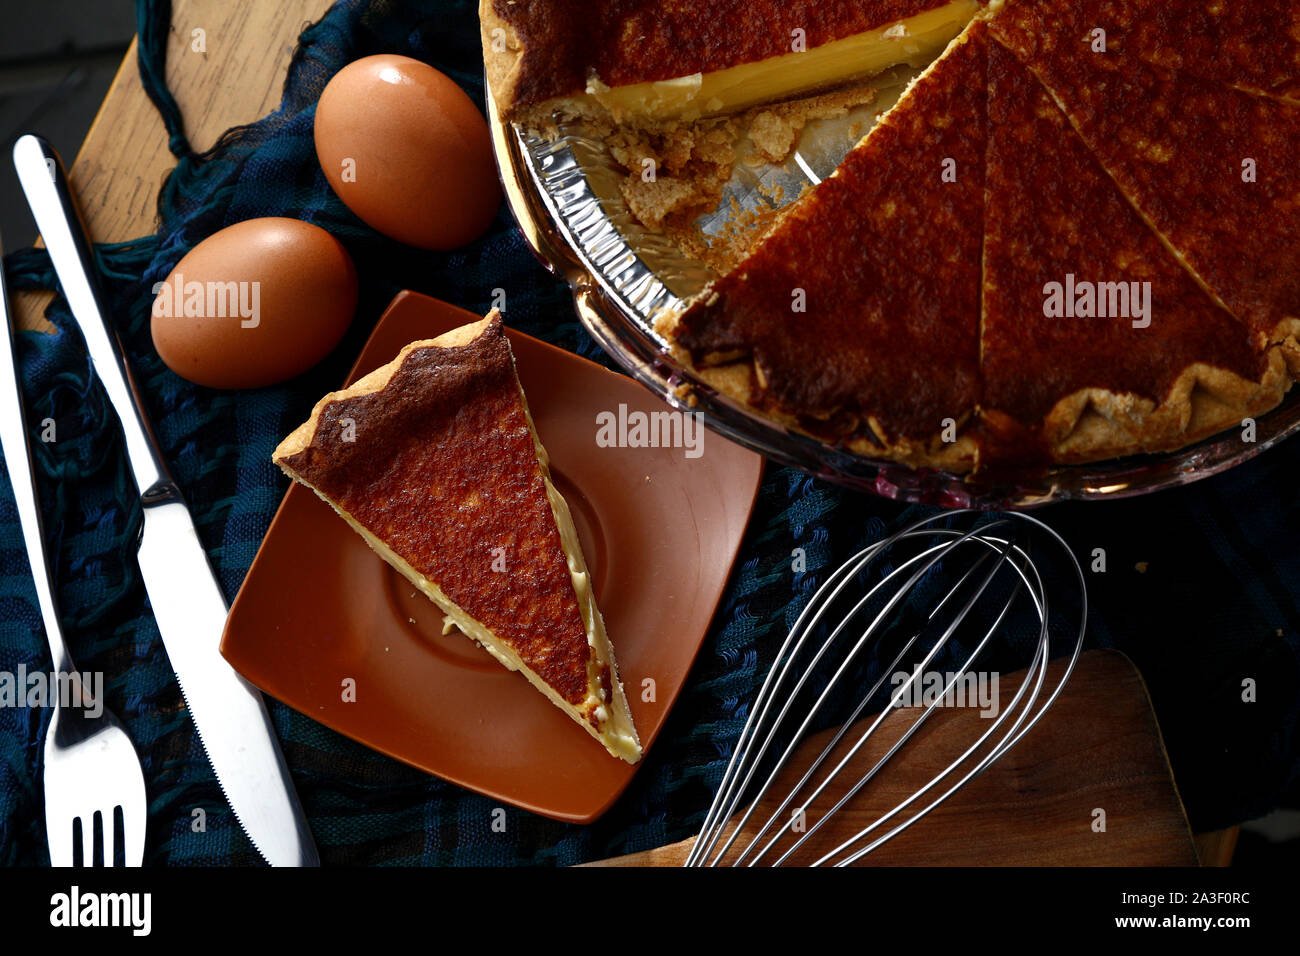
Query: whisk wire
687,510,1087,867
732,535,1020,867
769,546,1029,866
688,514,1007,866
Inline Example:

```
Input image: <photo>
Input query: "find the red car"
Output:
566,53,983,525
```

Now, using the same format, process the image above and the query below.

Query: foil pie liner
485,75,1300,509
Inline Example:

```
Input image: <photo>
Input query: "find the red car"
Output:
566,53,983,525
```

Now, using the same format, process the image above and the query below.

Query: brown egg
150,218,358,389
314,54,501,250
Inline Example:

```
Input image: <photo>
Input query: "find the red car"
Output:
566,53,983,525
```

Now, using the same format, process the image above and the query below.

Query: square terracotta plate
221,291,764,822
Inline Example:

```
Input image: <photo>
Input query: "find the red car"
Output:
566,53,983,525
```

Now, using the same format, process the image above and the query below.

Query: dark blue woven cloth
1,0,1297,866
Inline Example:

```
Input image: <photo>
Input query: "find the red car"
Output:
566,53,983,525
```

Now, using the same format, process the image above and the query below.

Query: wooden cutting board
589,649,1197,866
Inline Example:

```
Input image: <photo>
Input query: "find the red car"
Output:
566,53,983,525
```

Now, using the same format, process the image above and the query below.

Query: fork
0,231,147,866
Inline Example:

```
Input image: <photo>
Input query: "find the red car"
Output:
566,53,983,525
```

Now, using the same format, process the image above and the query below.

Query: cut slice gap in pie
273,314,642,763
482,0,983,126
980,38,1288,467
660,21,990,471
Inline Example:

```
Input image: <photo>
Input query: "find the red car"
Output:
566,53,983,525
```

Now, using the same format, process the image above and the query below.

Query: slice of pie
482,0,982,125
659,22,990,470
980,39,1287,466
988,10,1300,369
272,314,642,763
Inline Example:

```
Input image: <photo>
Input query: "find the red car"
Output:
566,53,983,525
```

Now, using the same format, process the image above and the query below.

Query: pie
484,0,1300,472
272,315,642,763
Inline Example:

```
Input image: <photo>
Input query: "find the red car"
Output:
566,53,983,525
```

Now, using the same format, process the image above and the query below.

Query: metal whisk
687,510,1086,867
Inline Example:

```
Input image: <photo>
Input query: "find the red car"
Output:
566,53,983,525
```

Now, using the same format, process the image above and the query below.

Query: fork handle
0,240,74,677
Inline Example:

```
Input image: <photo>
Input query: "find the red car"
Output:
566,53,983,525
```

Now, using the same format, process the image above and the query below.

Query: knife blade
13,133,319,867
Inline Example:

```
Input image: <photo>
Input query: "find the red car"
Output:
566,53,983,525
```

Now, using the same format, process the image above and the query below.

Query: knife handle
12,135,178,508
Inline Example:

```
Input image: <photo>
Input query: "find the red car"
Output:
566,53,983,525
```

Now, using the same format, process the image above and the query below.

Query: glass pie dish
485,77,1300,510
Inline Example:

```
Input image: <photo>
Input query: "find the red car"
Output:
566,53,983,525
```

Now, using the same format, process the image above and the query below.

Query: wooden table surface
10,0,1242,866
14,0,333,333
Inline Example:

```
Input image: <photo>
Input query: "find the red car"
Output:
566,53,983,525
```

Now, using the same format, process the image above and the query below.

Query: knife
13,133,319,867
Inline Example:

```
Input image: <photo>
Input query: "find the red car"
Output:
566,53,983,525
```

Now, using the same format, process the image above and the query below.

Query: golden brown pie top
277,317,592,705
989,6,1300,351
980,37,1268,464
991,0,1300,101
486,0,961,115
672,23,988,451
